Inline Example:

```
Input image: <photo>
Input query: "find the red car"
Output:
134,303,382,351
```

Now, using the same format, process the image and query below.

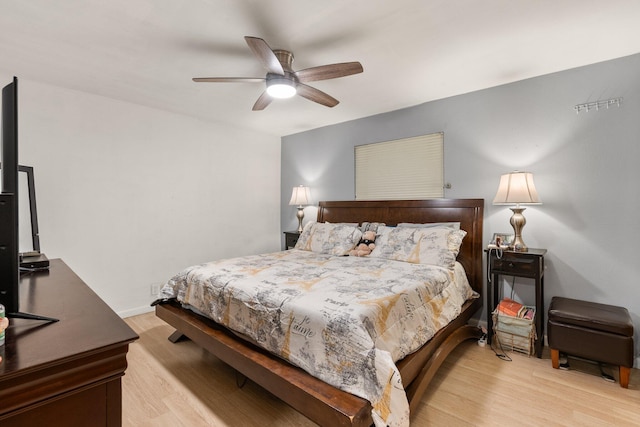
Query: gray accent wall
282,53,640,366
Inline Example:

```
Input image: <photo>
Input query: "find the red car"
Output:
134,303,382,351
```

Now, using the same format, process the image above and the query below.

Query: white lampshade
289,185,311,206
493,171,541,251
493,171,541,206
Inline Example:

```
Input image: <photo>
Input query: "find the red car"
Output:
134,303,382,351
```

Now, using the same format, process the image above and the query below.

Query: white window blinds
355,133,444,200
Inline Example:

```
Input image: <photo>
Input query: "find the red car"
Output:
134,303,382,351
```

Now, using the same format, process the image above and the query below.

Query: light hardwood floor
123,312,638,426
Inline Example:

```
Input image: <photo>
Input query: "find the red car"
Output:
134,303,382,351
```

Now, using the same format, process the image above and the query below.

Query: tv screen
0,76,20,314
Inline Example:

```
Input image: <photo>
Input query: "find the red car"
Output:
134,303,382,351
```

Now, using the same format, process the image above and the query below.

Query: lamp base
509,207,528,251
296,206,305,233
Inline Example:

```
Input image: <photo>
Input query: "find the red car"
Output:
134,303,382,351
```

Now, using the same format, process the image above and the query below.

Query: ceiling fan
193,36,363,111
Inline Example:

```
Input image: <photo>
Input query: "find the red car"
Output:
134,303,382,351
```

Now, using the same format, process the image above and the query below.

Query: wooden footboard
156,300,373,427
156,300,480,427
156,297,481,426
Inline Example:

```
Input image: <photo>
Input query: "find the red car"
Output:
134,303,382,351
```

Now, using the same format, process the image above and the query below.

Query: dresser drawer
491,255,540,277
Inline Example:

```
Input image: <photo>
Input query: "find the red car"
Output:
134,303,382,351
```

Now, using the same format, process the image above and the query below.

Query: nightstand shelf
486,248,546,358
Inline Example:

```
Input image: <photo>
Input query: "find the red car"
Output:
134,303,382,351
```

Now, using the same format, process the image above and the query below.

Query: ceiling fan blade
244,36,285,75
193,77,265,83
295,83,339,108
295,62,363,83
252,92,273,111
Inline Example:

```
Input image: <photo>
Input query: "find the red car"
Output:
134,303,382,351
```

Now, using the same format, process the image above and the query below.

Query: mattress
159,249,476,427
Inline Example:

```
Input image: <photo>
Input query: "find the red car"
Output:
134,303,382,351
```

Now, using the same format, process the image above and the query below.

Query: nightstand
486,248,546,358
283,231,301,250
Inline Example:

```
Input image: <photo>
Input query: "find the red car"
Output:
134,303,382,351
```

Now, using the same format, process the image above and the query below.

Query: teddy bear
349,230,377,257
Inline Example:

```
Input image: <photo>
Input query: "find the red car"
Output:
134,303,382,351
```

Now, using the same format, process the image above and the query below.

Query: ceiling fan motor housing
273,49,295,72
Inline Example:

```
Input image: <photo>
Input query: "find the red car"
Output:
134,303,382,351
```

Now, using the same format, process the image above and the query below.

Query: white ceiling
2,0,640,137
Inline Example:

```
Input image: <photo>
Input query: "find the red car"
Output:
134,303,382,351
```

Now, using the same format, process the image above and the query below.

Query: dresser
0,259,138,426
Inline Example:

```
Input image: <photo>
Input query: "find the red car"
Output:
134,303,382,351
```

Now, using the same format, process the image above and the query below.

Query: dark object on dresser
548,296,634,388
20,252,50,269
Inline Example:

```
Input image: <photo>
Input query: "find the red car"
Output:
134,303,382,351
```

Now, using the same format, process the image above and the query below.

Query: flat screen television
0,76,56,322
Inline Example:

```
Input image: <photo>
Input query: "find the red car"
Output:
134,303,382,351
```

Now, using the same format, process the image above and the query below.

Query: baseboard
118,305,154,318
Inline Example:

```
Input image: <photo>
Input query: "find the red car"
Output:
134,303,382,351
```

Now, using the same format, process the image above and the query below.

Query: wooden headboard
317,199,484,295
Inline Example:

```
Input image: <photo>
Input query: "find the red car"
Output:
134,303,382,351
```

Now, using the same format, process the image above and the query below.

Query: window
355,133,444,200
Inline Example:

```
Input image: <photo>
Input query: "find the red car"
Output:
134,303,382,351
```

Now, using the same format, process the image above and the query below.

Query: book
497,298,524,317
520,307,535,320
497,298,536,320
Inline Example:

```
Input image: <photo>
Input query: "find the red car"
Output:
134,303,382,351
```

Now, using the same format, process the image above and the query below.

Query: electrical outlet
150,283,161,297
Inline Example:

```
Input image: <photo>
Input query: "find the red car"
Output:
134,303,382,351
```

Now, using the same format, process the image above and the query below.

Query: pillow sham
294,221,318,250
397,222,461,230
294,221,363,255
369,226,466,269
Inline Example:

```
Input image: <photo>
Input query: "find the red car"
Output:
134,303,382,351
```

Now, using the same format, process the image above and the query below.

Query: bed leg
168,330,188,343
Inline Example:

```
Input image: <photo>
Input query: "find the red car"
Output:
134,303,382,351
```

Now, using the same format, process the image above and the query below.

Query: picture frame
489,232,514,249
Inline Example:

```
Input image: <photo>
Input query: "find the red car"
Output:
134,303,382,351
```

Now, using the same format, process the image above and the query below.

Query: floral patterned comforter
159,249,476,427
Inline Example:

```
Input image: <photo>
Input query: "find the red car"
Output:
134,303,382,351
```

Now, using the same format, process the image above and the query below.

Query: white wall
5,76,281,316
281,53,640,366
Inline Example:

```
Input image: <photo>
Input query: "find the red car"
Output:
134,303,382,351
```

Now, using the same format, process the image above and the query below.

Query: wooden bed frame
156,199,484,426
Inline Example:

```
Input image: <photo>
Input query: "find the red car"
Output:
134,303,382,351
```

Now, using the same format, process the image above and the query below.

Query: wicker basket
492,307,536,356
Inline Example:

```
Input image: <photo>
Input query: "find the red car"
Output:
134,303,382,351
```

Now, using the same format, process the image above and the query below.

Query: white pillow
295,222,363,255
369,227,466,269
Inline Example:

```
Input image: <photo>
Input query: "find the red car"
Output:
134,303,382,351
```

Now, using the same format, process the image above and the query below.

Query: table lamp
493,171,541,251
289,185,311,233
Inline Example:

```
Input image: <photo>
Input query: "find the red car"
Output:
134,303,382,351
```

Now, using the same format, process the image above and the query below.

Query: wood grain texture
0,259,138,426
123,312,639,426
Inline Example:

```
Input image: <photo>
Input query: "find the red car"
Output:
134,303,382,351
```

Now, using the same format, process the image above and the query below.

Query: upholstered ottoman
548,296,634,388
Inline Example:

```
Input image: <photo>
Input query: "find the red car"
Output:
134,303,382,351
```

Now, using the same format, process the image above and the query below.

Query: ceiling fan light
266,79,296,99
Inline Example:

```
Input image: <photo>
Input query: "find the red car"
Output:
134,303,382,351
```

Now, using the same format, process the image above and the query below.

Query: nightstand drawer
491,256,540,276
284,231,301,250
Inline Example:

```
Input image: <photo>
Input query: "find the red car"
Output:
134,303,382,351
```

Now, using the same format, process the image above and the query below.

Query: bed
155,198,484,426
